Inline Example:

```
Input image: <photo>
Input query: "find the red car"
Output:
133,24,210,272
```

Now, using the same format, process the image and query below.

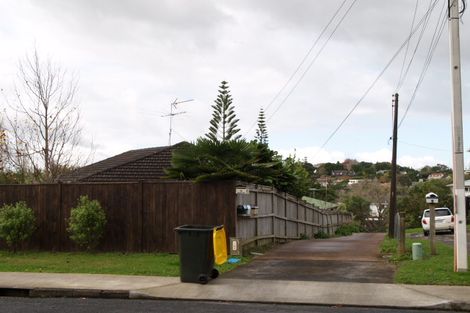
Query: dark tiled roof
58,143,183,183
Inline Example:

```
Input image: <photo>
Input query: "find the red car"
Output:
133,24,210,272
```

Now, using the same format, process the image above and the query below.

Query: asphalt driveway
222,233,395,283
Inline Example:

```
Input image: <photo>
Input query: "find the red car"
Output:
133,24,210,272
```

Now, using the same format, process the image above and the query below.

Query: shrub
67,196,107,251
334,223,361,237
313,231,330,239
0,201,36,252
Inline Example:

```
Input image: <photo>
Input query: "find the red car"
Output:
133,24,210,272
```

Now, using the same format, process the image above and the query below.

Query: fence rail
235,184,352,249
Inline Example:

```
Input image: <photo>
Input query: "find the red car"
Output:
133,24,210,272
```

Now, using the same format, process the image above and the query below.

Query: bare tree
4,49,84,182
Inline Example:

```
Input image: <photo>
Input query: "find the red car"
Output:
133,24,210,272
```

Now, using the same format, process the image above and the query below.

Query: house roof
302,196,338,210
58,143,184,183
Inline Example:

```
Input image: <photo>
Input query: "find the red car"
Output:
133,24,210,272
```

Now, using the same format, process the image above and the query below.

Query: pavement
1,272,470,311
1,233,470,311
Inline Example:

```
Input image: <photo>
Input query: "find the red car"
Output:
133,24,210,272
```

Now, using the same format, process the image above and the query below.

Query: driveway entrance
223,233,395,283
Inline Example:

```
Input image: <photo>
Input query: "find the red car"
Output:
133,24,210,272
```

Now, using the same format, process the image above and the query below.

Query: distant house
331,170,350,177
428,172,445,180
58,143,183,183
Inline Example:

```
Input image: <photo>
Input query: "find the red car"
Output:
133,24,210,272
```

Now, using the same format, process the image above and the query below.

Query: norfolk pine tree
255,108,268,144
206,81,241,142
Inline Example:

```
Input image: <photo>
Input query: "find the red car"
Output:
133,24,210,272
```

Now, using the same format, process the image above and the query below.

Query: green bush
0,201,36,252
313,231,330,239
334,223,361,237
67,196,107,251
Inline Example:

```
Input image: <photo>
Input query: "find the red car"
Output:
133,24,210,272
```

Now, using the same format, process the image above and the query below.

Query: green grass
405,227,422,235
0,251,250,276
381,237,470,285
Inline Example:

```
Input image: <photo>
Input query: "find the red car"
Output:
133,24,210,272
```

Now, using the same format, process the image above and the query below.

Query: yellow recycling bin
213,225,228,265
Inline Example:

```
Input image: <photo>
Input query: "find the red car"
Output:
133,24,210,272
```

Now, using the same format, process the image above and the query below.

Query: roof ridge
59,143,183,182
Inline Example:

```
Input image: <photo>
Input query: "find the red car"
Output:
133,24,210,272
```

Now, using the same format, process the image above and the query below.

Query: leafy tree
67,196,107,251
342,195,371,225
397,178,452,228
255,108,268,144
205,81,241,143
275,156,312,198
319,162,344,176
0,201,36,252
340,179,389,230
167,140,313,198
168,80,313,198
167,139,262,182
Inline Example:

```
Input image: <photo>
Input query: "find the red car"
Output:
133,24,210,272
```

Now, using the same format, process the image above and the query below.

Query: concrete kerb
0,287,129,299
130,279,470,312
1,273,470,311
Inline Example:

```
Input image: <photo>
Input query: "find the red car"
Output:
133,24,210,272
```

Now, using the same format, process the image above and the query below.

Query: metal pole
448,0,468,272
388,93,398,238
429,203,437,255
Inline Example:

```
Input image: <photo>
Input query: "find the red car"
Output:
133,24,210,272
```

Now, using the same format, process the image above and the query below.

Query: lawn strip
381,236,470,285
0,251,250,276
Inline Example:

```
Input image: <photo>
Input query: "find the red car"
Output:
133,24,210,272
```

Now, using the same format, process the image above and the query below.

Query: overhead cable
243,0,351,136
267,0,358,122
311,0,440,160
398,2,447,128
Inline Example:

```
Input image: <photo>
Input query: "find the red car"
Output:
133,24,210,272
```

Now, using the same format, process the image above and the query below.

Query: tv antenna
162,98,193,145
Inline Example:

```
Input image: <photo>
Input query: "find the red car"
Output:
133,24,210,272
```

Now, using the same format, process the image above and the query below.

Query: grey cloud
36,0,234,50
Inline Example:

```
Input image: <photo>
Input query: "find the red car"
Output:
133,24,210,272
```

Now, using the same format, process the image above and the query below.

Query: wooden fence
0,181,236,253
235,184,352,249
0,181,352,253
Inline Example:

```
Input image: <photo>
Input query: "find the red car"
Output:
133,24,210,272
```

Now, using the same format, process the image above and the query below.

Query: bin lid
174,225,216,232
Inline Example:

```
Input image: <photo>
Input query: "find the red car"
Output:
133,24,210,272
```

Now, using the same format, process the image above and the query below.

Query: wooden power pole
388,93,399,238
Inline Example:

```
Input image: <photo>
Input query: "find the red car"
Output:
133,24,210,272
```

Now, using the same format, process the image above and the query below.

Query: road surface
0,297,453,313
223,233,395,283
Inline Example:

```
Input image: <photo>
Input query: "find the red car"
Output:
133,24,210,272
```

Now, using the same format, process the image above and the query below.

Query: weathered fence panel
236,184,352,249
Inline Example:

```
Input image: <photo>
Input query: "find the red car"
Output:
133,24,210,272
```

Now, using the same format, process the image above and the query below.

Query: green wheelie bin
174,225,221,284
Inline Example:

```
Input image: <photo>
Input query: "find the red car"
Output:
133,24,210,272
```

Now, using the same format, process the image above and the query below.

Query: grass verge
0,251,250,276
381,236,470,285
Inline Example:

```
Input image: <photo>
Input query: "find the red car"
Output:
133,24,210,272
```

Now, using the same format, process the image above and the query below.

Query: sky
1,0,469,169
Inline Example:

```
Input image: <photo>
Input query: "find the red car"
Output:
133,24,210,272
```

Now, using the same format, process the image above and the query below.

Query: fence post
58,182,63,251
271,187,275,244
399,214,406,255
139,180,144,252
255,189,259,246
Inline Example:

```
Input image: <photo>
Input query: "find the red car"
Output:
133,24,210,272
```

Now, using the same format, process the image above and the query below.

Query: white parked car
421,207,454,236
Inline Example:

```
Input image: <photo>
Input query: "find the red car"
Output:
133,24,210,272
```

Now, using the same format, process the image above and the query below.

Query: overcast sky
1,0,469,169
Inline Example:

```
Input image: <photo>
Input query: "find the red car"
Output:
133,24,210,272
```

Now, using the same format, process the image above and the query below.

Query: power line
396,0,435,92
267,0,357,123
311,0,440,161
399,140,448,152
396,0,419,91
243,0,350,136
398,2,447,128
